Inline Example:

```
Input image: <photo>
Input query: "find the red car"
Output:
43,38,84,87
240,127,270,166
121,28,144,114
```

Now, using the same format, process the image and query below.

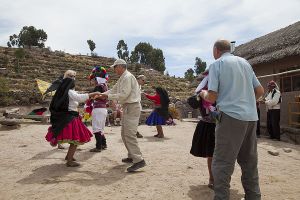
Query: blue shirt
208,53,261,121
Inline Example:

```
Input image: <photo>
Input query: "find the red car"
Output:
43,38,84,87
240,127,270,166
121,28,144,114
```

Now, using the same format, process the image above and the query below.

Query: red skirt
45,116,93,146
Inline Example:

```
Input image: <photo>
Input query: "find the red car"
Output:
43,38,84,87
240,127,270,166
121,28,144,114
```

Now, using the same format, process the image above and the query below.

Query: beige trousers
121,102,143,163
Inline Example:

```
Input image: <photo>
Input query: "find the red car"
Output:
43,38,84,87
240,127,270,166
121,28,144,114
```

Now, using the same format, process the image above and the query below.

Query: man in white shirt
262,80,281,141
100,59,146,172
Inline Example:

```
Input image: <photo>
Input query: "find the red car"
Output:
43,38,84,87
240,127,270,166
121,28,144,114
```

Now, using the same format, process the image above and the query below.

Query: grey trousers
212,112,261,200
121,102,143,163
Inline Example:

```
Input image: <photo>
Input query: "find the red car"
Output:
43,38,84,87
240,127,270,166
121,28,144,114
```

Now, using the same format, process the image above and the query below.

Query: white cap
137,75,146,80
110,59,127,69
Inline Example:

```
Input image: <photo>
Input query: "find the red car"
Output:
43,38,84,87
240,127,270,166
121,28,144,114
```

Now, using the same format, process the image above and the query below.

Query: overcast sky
0,0,299,77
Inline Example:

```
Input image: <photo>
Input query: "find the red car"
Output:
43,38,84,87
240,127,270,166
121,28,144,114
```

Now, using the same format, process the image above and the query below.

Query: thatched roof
234,21,300,66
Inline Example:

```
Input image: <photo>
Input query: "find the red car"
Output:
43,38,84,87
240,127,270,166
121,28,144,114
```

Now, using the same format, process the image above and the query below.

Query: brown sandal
66,161,80,167
58,144,65,149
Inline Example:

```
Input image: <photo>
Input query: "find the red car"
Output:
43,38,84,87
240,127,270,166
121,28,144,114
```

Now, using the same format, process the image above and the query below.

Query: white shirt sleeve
208,63,219,93
68,90,89,103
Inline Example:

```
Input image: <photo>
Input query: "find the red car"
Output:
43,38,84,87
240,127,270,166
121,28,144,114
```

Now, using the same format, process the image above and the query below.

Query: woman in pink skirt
45,70,100,167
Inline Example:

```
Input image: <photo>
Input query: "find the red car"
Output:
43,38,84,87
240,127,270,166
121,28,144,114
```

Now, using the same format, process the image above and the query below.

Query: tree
87,39,96,54
117,40,129,61
7,26,47,48
7,34,19,47
194,57,206,75
14,48,25,72
130,42,153,65
130,42,165,72
184,68,195,81
149,48,165,72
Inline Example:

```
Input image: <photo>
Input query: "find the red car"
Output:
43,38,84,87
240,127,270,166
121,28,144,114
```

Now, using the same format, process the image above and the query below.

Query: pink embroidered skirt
45,116,93,146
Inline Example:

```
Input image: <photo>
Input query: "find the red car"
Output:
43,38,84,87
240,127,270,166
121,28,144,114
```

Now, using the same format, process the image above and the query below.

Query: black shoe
101,145,107,150
122,158,133,163
90,148,102,152
127,160,146,172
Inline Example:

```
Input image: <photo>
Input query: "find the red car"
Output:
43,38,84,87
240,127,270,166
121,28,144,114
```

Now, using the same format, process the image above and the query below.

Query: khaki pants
121,102,143,163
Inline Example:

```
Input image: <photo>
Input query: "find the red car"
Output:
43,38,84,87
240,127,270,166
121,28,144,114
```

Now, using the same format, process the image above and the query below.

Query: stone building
234,21,300,128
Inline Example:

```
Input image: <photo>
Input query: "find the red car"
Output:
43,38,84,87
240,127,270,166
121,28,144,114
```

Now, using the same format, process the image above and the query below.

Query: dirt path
0,121,299,200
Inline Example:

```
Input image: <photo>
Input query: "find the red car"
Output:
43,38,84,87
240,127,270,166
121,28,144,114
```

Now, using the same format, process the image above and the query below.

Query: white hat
137,75,146,80
110,59,127,69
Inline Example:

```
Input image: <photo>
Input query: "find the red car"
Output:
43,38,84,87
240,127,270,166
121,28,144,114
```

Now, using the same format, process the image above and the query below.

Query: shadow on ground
143,136,171,142
18,152,128,186
188,185,243,200
0,124,21,131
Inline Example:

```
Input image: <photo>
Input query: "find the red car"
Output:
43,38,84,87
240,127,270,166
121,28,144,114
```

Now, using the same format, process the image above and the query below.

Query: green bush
0,77,13,106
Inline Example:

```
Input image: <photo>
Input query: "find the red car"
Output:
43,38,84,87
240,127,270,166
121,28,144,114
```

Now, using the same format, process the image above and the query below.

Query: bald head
213,40,231,59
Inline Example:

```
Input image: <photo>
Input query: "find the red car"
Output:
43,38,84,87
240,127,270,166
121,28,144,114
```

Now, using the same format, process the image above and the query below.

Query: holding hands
88,92,101,99
257,97,266,104
260,99,266,104
91,93,108,100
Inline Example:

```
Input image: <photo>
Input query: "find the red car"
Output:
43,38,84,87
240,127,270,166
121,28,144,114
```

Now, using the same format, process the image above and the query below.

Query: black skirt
190,120,216,157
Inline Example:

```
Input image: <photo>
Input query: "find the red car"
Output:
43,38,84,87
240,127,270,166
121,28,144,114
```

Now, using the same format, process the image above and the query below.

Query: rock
0,118,22,126
283,148,292,153
5,108,20,114
268,150,279,156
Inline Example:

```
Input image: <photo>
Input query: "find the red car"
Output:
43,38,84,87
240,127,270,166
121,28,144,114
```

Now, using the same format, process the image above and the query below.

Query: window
280,67,300,93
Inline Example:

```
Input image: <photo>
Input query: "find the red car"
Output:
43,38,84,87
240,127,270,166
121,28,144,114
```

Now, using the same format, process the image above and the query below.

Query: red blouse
145,93,161,106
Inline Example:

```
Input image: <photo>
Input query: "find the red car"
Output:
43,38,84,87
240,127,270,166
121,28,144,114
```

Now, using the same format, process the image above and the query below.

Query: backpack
271,90,281,104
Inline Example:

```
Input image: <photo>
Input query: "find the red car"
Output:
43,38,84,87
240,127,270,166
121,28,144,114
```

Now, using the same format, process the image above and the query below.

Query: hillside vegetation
0,47,192,107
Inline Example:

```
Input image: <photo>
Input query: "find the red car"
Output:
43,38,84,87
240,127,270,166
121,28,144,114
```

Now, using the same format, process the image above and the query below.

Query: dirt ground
0,120,299,200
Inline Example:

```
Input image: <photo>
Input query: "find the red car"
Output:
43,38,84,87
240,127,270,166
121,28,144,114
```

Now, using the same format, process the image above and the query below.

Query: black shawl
49,78,78,138
155,87,170,120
